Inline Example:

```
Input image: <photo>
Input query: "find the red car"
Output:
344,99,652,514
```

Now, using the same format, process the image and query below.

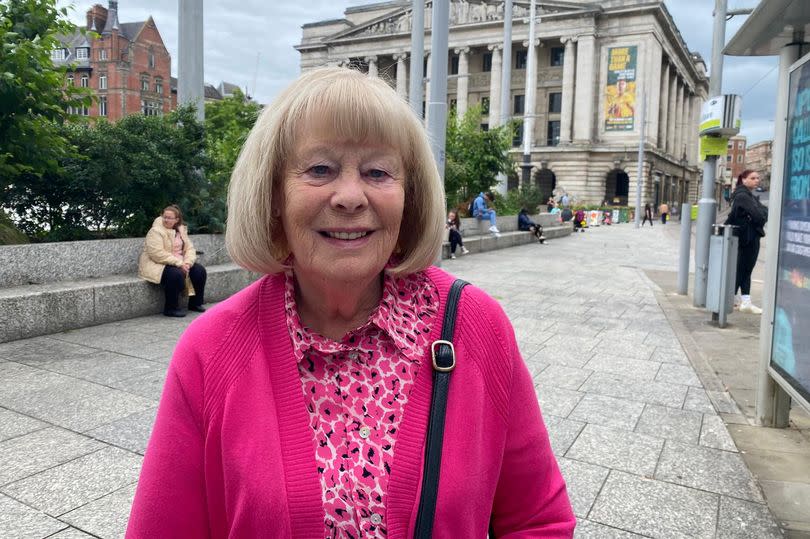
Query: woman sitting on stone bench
138,205,207,317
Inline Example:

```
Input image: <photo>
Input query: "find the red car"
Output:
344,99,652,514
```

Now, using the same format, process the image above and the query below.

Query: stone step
442,223,573,259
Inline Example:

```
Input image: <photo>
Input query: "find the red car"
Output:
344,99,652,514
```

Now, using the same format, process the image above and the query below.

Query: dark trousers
735,237,760,295
160,264,207,312
449,229,463,254
642,214,653,226
661,213,668,224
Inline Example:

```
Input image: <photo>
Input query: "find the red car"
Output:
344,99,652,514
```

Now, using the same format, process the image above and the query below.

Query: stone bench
442,214,572,259
0,235,260,343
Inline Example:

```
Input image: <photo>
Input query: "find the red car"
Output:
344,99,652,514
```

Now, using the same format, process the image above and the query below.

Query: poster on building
771,53,810,408
605,46,637,132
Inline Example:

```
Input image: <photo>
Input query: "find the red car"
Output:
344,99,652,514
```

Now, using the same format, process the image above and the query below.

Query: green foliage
0,0,91,185
2,105,212,240
204,89,260,229
493,183,544,215
445,106,515,211
0,210,27,244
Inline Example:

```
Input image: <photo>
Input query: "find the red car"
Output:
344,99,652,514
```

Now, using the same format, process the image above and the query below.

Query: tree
444,106,515,211
204,89,261,219
0,0,91,185
3,105,211,240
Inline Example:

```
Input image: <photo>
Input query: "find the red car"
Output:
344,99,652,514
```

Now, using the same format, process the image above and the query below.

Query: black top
727,184,768,238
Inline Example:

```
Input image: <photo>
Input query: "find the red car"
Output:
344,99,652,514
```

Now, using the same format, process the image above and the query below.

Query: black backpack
468,198,476,217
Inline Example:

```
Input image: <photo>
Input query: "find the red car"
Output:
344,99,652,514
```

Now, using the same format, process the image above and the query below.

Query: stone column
522,38,540,147
681,91,692,160
674,81,684,158
365,56,378,77
560,36,576,144
691,94,702,163
658,61,670,151
488,44,503,126
455,46,470,118
573,33,595,142
394,53,408,99
666,71,677,154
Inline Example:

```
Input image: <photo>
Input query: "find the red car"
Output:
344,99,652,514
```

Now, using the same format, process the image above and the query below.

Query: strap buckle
431,340,456,372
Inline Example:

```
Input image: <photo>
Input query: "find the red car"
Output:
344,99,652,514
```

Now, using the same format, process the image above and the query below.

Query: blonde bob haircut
225,67,446,276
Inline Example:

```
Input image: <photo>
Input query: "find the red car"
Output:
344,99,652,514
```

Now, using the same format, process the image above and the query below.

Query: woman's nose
331,170,368,212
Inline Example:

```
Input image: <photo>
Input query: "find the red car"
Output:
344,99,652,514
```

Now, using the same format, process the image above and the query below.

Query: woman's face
161,210,179,230
742,172,761,190
282,134,405,286
448,211,456,220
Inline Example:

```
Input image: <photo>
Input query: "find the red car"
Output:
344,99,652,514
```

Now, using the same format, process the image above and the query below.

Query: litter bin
705,224,738,328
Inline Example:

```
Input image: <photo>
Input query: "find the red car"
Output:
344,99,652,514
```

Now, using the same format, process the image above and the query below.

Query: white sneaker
739,303,762,314
461,247,470,255
450,253,456,259
488,226,500,234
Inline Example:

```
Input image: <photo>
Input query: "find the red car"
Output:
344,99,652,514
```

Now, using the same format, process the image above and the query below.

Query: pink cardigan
127,267,575,538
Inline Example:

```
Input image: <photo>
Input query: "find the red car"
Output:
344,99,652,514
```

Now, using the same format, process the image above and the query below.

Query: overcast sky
62,0,777,143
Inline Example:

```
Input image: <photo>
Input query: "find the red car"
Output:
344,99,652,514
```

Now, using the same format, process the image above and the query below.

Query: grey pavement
0,221,804,537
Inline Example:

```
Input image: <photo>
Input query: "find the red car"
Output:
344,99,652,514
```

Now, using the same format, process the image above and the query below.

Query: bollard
677,203,691,295
705,224,738,328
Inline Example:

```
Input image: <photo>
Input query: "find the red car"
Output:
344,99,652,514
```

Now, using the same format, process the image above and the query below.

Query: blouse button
370,513,383,525
359,426,371,439
348,351,359,361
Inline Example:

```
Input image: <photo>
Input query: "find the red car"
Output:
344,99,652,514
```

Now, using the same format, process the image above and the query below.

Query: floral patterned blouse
284,270,439,538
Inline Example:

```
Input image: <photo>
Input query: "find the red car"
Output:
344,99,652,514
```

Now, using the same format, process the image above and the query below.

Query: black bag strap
414,279,469,539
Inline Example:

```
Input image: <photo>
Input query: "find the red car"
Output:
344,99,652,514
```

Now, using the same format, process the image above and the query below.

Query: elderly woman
128,68,574,538
137,205,207,317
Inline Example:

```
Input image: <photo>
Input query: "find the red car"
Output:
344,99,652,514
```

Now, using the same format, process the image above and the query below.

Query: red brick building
54,1,176,120
746,140,774,190
722,135,747,183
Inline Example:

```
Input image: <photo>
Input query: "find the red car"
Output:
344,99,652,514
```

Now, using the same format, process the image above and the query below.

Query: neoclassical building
297,0,709,207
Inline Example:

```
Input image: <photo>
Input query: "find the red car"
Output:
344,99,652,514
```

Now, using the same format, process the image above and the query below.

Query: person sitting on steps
518,208,548,244
472,191,501,237
446,210,470,259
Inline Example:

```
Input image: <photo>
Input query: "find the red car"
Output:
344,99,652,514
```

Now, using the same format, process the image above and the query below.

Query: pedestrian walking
659,202,669,224
726,169,768,314
641,203,654,227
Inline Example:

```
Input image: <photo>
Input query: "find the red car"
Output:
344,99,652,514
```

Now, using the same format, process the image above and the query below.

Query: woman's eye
367,169,389,180
308,165,331,177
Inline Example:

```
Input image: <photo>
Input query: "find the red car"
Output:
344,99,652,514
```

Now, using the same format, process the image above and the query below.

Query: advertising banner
605,46,637,132
771,55,810,406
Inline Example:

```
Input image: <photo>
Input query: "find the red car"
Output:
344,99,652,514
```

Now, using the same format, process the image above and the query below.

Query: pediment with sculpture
328,1,594,42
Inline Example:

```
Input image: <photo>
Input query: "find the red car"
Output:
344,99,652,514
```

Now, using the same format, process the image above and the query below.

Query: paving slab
717,496,784,539
567,393,645,431
60,483,137,539
683,386,718,414
556,457,609,518
579,371,688,408
544,416,586,456
0,407,47,442
588,471,718,538
0,493,67,538
86,406,157,455
634,403,703,444
0,427,103,486
573,518,647,538
1,446,141,516
700,414,739,452
655,440,764,502
582,354,661,382
534,364,593,391
534,383,584,418
566,424,663,477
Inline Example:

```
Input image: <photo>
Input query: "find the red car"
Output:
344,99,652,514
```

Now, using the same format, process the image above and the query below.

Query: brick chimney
86,4,108,31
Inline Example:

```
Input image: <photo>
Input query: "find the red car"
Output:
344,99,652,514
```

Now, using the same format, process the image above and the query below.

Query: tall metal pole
521,0,537,186
493,0,513,196
678,202,692,294
178,0,204,122
409,0,425,118
634,88,646,228
694,0,726,306
427,0,449,180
